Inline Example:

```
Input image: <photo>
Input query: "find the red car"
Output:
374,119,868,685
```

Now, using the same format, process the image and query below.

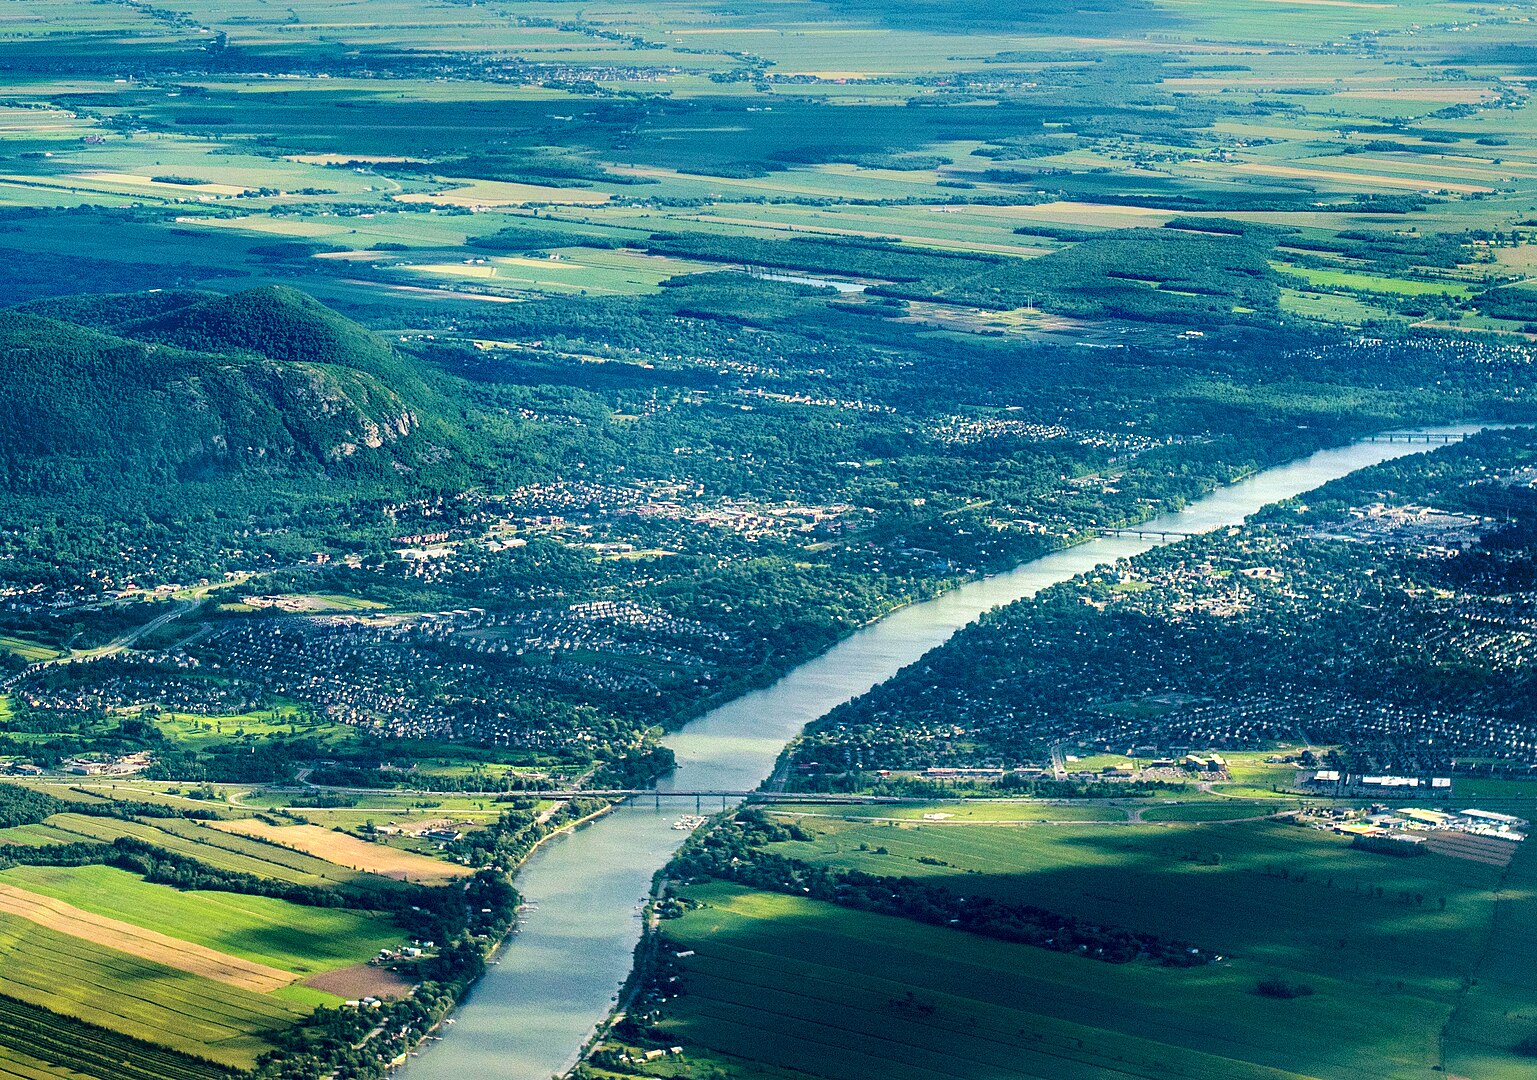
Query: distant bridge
1363,432,1467,444
280,781,904,809
524,789,904,809
1100,527,1199,541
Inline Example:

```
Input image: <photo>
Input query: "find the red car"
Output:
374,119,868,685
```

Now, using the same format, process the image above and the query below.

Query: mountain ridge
0,287,450,494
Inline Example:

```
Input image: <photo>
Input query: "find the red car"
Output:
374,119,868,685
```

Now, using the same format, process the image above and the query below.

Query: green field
0,824,87,847
0,639,61,663
0,992,229,1080
0,779,483,1077
1140,801,1291,821
768,801,1129,823
1275,264,1473,299
764,817,1507,991
0,912,303,1070
656,882,1443,1080
42,814,382,888
638,815,1537,1079
152,706,359,750
0,865,400,976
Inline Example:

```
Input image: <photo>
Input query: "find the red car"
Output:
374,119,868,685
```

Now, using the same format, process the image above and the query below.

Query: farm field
0,993,231,1080
654,881,1438,1080
765,801,1130,823
0,865,401,976
40,813,380,887
399,248,722,298
0,825,79,847
760,815,1509,993
1139,800,1291,821
639,816,1537,1079
206,819,472,884
0,911,305,1069
0,0,1531,333
0,780,496,1077
0,638,60,663
0,880,294,992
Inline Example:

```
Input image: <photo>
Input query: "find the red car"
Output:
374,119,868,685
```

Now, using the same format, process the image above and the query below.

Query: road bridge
513,789,904,810
271,781,907,811
1363,432,1467,444
1100,527,1199,541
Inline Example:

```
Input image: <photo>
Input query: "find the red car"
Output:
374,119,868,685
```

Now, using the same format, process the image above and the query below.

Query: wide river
406,423,1494,1080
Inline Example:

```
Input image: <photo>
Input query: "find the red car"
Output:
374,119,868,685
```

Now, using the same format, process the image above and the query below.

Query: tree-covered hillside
0,287,453,494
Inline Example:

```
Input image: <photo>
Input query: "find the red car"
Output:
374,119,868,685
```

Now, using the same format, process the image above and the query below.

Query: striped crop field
43,814,377,887
0,912,304,1069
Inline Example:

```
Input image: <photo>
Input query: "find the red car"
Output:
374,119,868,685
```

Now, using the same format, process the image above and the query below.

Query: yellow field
176,215,349,237
395,180,610,207
285,154,425,165
72,172,248,196
1213,160,1493,194
0,883,291,992
208,821,471,884
0,636,62,662
1004,200,1173,226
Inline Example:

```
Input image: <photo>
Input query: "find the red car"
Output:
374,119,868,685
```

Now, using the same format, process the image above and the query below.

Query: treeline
786,771,1187,799
0,780,209,828
0,783,69,829
447,798,610,871
590,745,678,789
377,152,658,189
673,815,1208,966
642,231,992,282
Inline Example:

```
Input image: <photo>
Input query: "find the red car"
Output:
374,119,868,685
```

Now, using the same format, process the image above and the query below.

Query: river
404,423,1493,1080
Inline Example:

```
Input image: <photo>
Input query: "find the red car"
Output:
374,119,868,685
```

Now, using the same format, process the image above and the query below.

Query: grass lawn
154,705,358,749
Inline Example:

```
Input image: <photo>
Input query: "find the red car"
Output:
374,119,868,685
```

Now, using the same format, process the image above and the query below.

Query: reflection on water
404,425,1494,1080
753,272,869,293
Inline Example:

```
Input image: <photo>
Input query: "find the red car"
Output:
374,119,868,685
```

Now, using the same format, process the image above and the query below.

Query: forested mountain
122,286,416,383
0,287,451,494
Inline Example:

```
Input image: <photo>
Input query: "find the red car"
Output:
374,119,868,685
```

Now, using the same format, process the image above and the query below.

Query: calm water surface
405,424,1494,1080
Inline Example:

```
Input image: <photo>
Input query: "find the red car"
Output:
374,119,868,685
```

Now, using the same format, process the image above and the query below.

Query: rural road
0,600,194,690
